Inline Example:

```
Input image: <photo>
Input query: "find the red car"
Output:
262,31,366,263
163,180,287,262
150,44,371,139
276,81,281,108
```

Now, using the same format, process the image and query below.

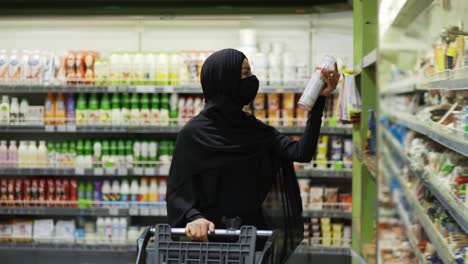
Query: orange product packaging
64,51,76,84
282,93,295,109
253,93,266,110
83,51,96,84
7,179,14,206
267,94,280,110
74,51,86,83
14,179,22,206
296,107,308,126
54,92,66,125
23,179,31,205
268,109,280,126
281,109,294,126
254,109,267,122
0,179,7,205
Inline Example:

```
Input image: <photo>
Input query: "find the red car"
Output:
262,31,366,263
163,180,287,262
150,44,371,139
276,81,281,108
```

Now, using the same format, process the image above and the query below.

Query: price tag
108,86,117,92
150,208,160,216
133,168,143,175
45,125,55,132
160,207,167,216
129,207,139,216
163,86,173,93
117,168,127,176
144,168,156,176
93,168,104,176
74,168,85,175
105,168,116,175
66,124,76,132
109,207,119,216
56,125,67,132
159,167,169,176
139,208,150,216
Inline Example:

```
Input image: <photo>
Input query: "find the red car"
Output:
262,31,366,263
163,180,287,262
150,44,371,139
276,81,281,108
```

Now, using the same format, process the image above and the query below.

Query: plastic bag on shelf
338,69,361,123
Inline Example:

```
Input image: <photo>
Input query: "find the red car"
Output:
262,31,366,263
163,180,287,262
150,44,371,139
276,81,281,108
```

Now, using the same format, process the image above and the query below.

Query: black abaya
167,49,325,263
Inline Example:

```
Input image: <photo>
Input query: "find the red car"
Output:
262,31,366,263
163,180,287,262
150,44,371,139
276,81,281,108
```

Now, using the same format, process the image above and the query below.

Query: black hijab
167,49,303,263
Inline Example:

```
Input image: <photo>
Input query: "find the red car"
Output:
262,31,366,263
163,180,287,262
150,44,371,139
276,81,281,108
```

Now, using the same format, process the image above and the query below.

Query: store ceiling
0,0,352,16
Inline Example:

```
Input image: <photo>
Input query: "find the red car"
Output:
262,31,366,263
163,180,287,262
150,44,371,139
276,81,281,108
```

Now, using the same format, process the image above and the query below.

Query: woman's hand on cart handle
185,218,215,242
320,62,340,96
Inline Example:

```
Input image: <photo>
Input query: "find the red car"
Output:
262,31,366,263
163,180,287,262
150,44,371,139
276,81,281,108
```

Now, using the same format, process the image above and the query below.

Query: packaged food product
321,225,331,233
83,51,95,84
320,217,331,226
323,187,338,209
254,109,267,122
253,93,265,110
282,93,295,109
296,107,307,126
55,220,75,242
339,193,352,211
0,221,12,242
33,219,54,242
0,50,8,80
12,220,33,242
281,109,294,126
8,50,20,81
267,94,280,110
308,187,323,210
267,109,280,126
332,223,343,232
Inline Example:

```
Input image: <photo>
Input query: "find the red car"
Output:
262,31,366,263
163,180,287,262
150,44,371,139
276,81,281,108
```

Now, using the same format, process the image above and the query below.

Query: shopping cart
136,224,276,264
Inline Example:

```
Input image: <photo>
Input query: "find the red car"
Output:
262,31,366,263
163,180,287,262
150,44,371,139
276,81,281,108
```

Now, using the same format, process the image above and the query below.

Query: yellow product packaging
282,93,295,109
281,109,294,126
332,231,343,238
321,224,331,233
332,238,342,246
254,109,267,122
322,236,332,246
320,217,331,226
268,109,280,126
332,223,343,232
253,93,266,110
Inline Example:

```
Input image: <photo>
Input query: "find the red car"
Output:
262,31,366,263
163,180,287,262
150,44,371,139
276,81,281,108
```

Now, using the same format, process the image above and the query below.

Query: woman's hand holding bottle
320,63,340,96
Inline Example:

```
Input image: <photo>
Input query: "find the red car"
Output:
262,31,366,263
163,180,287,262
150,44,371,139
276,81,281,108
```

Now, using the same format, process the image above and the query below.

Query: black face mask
238,75,259,105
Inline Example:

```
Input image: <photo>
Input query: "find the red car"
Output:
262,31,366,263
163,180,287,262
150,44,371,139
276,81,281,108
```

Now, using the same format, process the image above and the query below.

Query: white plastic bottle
111,180,121,203
140,141,149,168
0,95,10,125
93,141,102,169
119,218,127,244
139,178,149,205
28,140,38,168
18,141,28,168
158,178,166,202
19,98,29,124
0,140,7,168
7,140,18,168
9,97,19,125
133,142,141,168
148,141,158,169
102,180,112,205
96,217,105,244
112,218,120,244
130,179,139,202
120,179,130,202
104,217,113,244
298,55,336,110
37,141,48,168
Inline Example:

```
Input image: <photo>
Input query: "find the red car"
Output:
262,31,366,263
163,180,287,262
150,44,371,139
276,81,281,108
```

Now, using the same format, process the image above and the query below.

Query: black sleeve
272,96,326,162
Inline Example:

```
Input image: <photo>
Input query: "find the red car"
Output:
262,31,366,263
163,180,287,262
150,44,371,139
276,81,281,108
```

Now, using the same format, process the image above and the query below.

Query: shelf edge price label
133,168,144,175
105,168,116,175
67,124,76,132
150,208,160,216
94,168,104,176
45,125,55,132
139,207,149,216
129,207,139,216
144,168,156,176
74,168,85,175
108,86,117,92
109,207,119,216
163,86,173,93
56,125,67,132
117,168,128,176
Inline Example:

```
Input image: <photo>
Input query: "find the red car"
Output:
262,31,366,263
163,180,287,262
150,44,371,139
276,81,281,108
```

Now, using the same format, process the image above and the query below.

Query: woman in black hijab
167,48,339,263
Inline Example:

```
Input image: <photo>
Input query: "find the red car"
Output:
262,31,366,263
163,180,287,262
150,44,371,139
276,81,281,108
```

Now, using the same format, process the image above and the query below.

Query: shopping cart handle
169,228,273,237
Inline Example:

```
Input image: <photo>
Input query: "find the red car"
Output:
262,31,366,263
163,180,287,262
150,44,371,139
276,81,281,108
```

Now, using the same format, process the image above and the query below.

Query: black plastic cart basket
136,224,276,264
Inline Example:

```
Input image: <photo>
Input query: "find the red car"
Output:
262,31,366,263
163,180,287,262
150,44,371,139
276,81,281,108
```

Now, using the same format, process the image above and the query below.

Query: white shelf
355,49,376,73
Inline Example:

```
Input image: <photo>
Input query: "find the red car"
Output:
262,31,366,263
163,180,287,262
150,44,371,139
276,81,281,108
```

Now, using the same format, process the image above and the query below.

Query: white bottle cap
10,140,16,145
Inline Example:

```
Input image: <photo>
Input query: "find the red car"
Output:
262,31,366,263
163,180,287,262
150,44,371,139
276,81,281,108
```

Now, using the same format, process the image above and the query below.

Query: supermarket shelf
355,49,377,72
0,205,167,217
0,84,305,94
0,124,352,135
383,111,468,156
295,169,352,179
363,155,377,180
381,77,419,95
302,209,352,220
0,242,134,252
385,159,456,263
0,167,170,177
393,192,427,264
295,245,351,256
383,129,468,233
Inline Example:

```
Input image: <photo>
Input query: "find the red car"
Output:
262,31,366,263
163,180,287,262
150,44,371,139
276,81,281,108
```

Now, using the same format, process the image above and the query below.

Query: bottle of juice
9,97,19,125
85,181,93,208
125,140,133,169
150,94,160,126
76,93,87,126
18,141,28,168
94,181,102,202
104,217,113,243
159,94,169,126
96,217,105,243
148,178,158,202
130,179,139,202
93,140,102,168
158,178,166,202
84,140,93,169
61,141,69,168
169,93,178,126
101,180,111,204
7,140,18,168
120,179,130,202
111,180,120,202
76,140,84,169
130,93,140,126
0,95,9,125
47,141,55,168
66,94,75,125
55,92,66,125
0,141,7,168
109,140,117,169
28,141,38,168
37,140,48,168
148,141,158,169
19,98,29,124
139,178,149,203
140,141,149,168
111,93,121,126
44,92,55,125
88,93,99,126
100,93,111,126
69,141,77,168
77,181,86,208
117,140,125,170
111,217,120,243
121,93,131,127
101,140,109,168
158,141,170,167
133,141,141,168
54,142,62,168
140,93,150,126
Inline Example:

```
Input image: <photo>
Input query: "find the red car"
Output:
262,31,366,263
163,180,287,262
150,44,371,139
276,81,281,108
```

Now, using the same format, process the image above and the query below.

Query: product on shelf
298,179,352,212
303,217,350,247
